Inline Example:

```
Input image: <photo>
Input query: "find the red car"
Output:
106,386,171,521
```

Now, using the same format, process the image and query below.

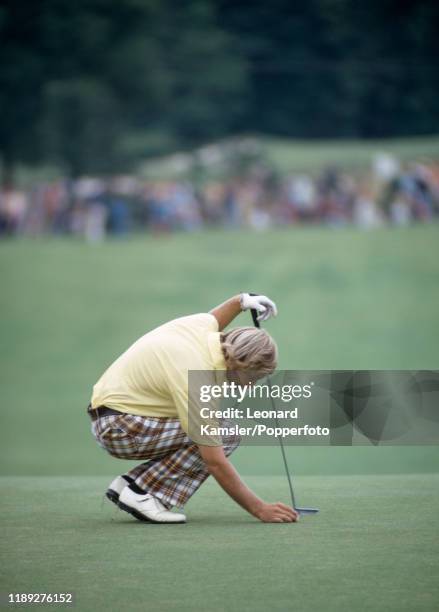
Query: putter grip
250,308,260,328
247,293,261,328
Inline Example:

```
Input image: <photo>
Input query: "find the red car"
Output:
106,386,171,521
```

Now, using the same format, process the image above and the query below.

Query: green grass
262,134,439,174
1,226,439,476
1,475,439,612
138,134,439,180
12,135,439,184
1,226,439,611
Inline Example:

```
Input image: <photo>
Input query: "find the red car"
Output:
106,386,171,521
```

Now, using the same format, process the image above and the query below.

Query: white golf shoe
118,487,186,524
106,475,129,506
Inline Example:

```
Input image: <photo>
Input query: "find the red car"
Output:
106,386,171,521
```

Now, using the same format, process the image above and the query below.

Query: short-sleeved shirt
90,313,226,442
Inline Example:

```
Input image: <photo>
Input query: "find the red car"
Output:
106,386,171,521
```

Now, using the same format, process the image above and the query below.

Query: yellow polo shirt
91,313,225,439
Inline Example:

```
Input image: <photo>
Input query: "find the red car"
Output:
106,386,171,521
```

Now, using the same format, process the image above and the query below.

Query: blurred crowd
1,157,438,241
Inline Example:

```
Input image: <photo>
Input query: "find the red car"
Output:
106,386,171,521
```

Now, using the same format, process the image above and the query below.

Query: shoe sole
106,489,155,522
117,500,186,524
105,489,120,506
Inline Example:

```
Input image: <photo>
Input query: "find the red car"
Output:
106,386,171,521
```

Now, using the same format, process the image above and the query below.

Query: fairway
140,135,439,179
2,474,439,611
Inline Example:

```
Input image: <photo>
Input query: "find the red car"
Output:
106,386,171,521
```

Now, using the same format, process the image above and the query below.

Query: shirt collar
207,332,226,370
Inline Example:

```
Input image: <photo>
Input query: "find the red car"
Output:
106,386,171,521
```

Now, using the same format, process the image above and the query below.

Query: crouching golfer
88,293,298,524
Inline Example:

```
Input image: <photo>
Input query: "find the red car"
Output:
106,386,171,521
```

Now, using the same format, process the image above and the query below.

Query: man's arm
209,295,242,331
198,445,298,523
210,293,278,331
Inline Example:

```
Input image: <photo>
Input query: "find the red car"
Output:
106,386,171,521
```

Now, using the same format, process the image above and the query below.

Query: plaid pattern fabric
89,409,240,509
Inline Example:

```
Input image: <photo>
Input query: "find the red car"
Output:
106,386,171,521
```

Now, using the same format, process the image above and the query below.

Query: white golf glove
240,293,278,322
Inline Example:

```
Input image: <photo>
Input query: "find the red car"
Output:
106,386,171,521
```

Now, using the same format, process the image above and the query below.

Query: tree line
1,0,438,181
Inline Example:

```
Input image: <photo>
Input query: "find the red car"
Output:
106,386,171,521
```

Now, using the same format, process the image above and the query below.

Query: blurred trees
0,0,438,182
0,0,247,180
217,0,439,139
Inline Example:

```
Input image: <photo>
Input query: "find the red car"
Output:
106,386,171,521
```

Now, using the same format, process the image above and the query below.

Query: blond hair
220,327,278,376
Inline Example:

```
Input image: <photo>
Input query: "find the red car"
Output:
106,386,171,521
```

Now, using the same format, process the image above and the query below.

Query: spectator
1,159,438,240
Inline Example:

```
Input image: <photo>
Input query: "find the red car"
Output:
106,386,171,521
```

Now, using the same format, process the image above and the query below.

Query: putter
250,307,319,516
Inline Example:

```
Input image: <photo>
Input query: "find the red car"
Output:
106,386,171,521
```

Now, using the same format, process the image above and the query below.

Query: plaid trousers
89,408,240,509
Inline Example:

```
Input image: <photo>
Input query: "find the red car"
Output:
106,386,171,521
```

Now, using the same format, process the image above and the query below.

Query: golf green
1,226,439,610
1,474,438,611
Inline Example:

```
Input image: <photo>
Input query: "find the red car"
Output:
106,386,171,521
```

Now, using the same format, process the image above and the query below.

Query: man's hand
210,293,277,330
254,502,299,523
240,293,278,322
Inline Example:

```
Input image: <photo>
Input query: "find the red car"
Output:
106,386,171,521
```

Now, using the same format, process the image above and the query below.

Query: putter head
296,507,319,515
